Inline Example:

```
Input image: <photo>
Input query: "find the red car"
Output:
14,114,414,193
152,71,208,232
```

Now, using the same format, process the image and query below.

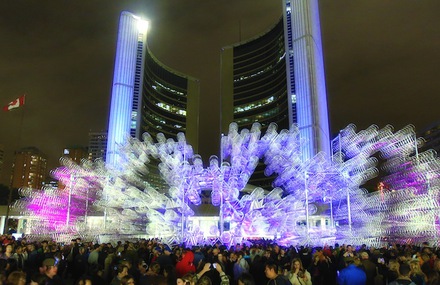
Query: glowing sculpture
11,122,440,246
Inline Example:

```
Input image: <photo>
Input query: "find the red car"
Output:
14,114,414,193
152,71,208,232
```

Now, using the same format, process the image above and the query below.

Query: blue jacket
337,264,366,285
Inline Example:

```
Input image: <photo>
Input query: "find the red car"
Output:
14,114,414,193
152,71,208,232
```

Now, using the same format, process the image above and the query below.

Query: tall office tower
10,147,47,189
221,0,330,164
106,12,148,167
106,11,200,171
106,12,200,191
88,132,108,162
283,0,330,160
221,19,289,189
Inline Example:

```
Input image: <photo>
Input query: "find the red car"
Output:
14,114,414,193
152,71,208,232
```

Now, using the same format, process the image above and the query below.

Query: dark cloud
1,0,439,185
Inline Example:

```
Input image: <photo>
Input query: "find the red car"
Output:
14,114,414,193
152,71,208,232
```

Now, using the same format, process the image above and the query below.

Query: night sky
1,0,439,186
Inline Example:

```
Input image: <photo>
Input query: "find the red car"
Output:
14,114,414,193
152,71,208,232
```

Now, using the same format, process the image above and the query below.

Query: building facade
420,122,440,154
106,12,149,167
88,132,107,162
106,11,200,190
220,0,330,188
62,146,89,165
220,19,289,189
10,147,47,189
106,12,200,169
140,47,200,149
283,0,330,160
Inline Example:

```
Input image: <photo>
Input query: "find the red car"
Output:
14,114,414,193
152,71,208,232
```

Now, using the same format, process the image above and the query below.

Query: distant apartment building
62,146,89,164
420,122,440,154
88,132,107,162
11,147,47,189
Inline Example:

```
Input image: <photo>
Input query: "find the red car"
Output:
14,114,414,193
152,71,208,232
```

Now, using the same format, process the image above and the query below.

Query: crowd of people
1,234,440,285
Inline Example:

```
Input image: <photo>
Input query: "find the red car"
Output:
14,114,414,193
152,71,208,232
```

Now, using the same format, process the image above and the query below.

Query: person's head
42,258,58,278
344,257,356,267
421,253,430,262
30,273,48,285
410,259,422,274
238,273,255,285
5,244,13,254
264,250,271,259
121,259,132,269
398,263,411,277
121,275,135,285
138,260,148,272
163,264,176,278
15,246,23,254
434,259,440,271
360,252,369,260
217,252,225,263
177,278,189,285
27,244,35,252
178,273,194,285
196,276,211,285
388,259,400,272
77,277,93,285
149,262,161,274
117,264,129,278
6,271,26,285
264,262,278,279
163,245,172,255
212,248,220,256
291,258,304,272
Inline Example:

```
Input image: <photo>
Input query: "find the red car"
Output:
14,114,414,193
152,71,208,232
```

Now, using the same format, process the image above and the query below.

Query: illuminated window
156,102,186,116
154,81,185,96
235,96,275,113
234,53,286,82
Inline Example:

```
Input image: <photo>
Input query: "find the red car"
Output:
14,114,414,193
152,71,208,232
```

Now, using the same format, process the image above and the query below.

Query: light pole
66,175,74,227
304,172,310,234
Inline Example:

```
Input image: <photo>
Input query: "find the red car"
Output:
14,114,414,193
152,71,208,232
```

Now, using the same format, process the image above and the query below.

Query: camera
212,263,217,269
297,271,304,278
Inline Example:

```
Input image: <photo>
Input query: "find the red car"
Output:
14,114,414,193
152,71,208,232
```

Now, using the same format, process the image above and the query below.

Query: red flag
3,95,25,111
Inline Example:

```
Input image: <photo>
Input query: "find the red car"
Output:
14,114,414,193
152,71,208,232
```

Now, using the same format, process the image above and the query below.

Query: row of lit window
234,52,286,83
236,107,281,123
146,112,183,129
152,81,184,96
155,102,186,116
235,96,275,113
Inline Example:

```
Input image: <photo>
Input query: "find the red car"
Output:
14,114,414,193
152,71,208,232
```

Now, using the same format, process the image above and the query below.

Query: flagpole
17,94,26,149
3,94,26,234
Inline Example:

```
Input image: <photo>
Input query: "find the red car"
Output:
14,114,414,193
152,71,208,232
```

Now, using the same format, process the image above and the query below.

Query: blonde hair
410,259,425,277
6,271,26,285
290,258,305,272
389,259,400,272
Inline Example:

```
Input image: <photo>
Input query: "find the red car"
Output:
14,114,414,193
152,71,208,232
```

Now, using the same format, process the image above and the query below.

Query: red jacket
176,251,196,277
